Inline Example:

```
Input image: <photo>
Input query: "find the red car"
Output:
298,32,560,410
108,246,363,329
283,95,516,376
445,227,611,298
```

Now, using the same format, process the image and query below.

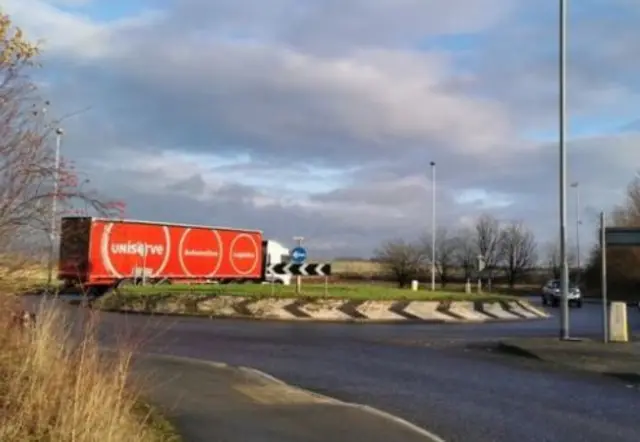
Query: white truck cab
263,240,292,285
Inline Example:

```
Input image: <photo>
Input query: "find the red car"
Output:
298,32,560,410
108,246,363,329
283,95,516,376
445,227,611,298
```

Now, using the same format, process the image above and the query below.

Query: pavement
129,353,443,442
495,337,640,383
22,295,640,442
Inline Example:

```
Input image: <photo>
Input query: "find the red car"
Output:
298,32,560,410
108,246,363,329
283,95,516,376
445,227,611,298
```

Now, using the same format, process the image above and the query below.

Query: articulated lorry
58,216,291,294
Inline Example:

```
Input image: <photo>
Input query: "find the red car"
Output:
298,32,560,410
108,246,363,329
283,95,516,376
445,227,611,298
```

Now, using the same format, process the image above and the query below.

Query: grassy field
331,260,386,276
0,258,50,292
0,290,179,441
119,282,515,302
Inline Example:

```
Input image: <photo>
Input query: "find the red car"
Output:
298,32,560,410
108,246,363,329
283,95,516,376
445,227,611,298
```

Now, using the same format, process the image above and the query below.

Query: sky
4,0,640,259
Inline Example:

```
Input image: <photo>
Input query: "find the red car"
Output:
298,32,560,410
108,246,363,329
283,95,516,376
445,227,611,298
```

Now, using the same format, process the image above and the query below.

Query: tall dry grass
0,294,172,441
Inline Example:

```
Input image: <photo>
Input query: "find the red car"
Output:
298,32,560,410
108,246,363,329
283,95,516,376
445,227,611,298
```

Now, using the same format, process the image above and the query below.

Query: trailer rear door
58,217,92,282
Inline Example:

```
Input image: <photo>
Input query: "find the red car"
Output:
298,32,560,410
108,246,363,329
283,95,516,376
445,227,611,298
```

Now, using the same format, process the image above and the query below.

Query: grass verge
117,283,516,302
0,292,180,441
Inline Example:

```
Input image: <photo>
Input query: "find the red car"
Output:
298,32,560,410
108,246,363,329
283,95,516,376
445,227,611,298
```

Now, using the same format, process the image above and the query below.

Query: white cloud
5,0,640,257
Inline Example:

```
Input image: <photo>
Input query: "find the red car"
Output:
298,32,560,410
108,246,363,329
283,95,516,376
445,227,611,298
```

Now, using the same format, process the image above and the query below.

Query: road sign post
600,212,608,343
292,237,305,295
476,255,485,294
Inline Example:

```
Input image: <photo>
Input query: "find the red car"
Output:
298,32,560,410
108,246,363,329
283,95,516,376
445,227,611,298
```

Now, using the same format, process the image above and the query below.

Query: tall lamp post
570,181,581,281
47,128,63,287
430,161,436,291
558,0,570,339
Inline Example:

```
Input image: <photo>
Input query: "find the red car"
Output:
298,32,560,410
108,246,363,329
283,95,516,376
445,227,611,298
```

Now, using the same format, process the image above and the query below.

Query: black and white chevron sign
267,262,332,276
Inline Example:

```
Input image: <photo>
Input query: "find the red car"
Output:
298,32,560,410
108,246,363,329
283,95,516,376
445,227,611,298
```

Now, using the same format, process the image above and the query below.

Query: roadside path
130,353,443,442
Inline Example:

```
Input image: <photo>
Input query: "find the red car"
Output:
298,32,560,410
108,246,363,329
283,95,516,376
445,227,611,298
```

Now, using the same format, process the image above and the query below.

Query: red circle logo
229,234,259,276
101,223,171,278
179,229,222,276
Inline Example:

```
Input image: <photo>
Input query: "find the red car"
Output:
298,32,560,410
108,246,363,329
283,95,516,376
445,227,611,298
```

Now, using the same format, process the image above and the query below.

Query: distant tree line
372,214,541,288
369,174,640,300
369,213,587,289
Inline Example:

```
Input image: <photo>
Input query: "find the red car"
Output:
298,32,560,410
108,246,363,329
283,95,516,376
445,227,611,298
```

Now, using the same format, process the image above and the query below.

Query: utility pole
430,161,436,291
47,127,63,287
558,0,570,340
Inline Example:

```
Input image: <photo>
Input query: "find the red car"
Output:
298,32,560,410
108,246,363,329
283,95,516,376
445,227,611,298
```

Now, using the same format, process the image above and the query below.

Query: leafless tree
545,242,577,281
584,176,640,296
452,228,477,281
500,221,537,287
420,227,458,287
373,239,426,288
474,214,503,277
0,15,124,287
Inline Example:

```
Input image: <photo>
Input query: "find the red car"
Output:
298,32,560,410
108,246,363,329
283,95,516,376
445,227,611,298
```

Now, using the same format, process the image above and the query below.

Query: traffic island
88,284,549,323
495,337,640,384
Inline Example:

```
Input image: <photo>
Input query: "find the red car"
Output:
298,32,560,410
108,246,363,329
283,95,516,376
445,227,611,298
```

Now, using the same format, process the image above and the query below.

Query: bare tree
583,176,640,297
452,228,477,281
474,214,503,277
500,221,537,287
373,239,426,288
0,14,124,288
420,227,458,287
545,242,577,280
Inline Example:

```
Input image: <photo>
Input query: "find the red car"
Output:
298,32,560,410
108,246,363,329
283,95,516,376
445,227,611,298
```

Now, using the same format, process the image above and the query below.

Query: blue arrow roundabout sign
290,246,307,264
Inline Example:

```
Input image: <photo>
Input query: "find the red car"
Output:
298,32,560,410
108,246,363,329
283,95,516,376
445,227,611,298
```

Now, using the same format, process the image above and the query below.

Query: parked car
541,279,582,307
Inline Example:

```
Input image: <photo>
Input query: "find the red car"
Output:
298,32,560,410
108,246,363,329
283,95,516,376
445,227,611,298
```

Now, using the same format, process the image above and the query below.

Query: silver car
541,279,582,308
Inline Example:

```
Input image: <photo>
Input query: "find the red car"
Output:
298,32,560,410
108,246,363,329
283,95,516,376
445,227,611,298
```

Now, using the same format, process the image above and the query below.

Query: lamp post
558,0,570,339
47,127,63,287
430,161,436,291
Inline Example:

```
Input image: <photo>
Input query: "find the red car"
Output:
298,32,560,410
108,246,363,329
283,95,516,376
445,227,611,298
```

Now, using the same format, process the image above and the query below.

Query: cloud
4,0,640,258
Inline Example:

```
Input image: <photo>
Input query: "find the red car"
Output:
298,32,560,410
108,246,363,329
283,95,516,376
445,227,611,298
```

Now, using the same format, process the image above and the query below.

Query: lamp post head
55,128,64,135
430,161,435,166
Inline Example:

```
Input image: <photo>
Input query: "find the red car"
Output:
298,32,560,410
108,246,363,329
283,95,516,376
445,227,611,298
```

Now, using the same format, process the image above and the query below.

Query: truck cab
263,240,292,285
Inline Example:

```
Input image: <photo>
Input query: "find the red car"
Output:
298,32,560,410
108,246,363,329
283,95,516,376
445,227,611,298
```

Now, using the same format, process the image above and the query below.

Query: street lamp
570,182,581,281
293,236,304,295
558,0,570,339
47,127,63,287
430,161,436,291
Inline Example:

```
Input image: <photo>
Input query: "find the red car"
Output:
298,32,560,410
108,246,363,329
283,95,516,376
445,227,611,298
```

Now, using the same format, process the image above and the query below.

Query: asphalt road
26,296,640,442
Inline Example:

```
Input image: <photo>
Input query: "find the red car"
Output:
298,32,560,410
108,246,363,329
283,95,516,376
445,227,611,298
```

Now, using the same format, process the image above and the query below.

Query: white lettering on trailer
228,233,260,276
178,228,224,277
110,242,165,256
101,223,172,278
184,249,219,257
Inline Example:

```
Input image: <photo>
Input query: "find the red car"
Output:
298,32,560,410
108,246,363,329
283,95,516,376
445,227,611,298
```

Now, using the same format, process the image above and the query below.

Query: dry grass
332,260,385,276
0,257,49,293
0,292,177,442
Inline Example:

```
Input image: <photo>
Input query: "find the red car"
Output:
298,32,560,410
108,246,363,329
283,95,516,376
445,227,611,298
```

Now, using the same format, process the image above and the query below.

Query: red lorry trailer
58,216,265,292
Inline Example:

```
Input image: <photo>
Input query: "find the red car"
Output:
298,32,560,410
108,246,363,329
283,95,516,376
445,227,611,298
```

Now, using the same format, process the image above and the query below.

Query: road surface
27,296,640,442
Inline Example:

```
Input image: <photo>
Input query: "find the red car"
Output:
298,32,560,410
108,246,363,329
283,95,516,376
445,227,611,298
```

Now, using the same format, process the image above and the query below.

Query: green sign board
604,227,640,247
